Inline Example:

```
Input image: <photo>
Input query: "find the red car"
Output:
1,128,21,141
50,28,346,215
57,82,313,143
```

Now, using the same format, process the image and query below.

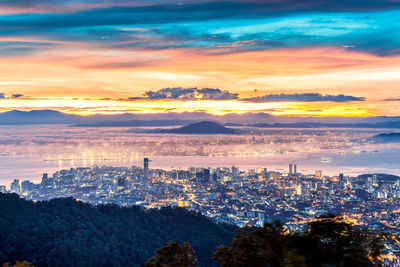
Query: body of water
0,125,399,185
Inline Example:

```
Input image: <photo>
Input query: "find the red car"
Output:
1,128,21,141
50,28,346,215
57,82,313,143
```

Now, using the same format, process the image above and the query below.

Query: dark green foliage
145,241,198,267
213,221,287,267
214,214,382,267
0,193,235,267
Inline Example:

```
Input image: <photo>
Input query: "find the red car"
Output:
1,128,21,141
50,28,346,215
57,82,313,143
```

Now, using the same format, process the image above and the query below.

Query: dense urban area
2,158,400,265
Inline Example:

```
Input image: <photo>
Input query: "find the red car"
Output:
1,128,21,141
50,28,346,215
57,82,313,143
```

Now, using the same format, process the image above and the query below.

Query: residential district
1,158,400,265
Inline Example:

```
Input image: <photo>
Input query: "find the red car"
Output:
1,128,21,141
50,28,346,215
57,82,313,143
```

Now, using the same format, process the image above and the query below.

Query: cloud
0,93,24,99
142,87,238,100
243,93,365,102
0,1,399,56
1,0,399,13
0,41,56,57
384,98,400,101
196,88,239,100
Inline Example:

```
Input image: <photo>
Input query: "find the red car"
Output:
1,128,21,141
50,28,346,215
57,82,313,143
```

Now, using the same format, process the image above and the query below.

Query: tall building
339,173,345,190
21,180,33,192
10,179,20,193
295,184,302,195
196,171,204,180
212,172,219,183
372,174,378,184
289,164,293,175
294,164,297,174
262,168,268,178
143,158,149,174
0,185,6,193
41,173,53,186
315,170,322,179
231,165,239,177
41,173,48,184
203,169,211,183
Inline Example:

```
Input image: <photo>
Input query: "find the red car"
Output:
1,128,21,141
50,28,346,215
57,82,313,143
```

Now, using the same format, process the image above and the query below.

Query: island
160,121,236,134
371,133,400,143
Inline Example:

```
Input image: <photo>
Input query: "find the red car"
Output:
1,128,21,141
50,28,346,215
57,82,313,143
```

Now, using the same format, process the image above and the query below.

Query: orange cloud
0,46,399,116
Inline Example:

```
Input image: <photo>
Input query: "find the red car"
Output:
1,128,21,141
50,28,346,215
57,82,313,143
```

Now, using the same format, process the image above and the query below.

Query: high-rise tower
144,158,149,174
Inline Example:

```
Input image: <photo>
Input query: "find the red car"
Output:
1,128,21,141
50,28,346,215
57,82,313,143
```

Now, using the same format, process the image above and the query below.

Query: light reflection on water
0,125,399,184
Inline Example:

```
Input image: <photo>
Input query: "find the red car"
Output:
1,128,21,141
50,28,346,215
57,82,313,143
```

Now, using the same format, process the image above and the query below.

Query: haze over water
1,125,399,185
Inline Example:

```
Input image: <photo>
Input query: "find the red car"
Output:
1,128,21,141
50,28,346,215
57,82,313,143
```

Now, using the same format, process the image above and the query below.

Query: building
143,158,149,175
21,180,34,193
196,171,204,181
203,169,211,183
232,165,239,177
212,172,219,183
10,179,20,193
339,173,345,190
41,173,53,186
289,164,293,175
315,170,322,179
294,164,297,174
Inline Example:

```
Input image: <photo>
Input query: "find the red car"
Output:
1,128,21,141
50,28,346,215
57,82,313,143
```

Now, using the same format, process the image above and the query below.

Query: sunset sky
1,0,400,116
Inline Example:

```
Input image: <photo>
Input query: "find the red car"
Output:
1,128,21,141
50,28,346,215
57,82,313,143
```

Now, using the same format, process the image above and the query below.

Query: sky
0,0,400,116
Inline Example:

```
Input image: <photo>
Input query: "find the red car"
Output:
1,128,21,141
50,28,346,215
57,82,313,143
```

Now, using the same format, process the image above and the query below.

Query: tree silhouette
213,215,383,267
145,241,198,267
213,221,287,267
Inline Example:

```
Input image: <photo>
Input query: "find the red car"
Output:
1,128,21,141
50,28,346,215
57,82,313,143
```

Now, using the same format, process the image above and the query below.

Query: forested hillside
0,193,235,267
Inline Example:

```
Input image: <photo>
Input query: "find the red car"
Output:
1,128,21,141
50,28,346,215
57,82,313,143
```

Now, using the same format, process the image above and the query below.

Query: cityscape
2,158,400,264
2,0,400,265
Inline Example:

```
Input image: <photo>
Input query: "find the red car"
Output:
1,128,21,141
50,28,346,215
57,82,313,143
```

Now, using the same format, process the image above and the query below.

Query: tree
302,214,373,266
213,221,288,267
145,241,198,267
213,215,383,267
284,249,307,267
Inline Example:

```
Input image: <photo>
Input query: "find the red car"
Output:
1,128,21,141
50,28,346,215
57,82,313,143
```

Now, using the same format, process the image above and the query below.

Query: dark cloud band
0,1,399,56
141,87,238,101
124,88,365,103
243,93,366,102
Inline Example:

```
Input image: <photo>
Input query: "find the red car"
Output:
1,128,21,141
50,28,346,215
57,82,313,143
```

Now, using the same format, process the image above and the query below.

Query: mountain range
2,109,400,128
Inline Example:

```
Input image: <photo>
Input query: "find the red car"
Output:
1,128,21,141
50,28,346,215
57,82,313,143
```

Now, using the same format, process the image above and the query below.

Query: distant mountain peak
160,121,236,134
0,109,78,124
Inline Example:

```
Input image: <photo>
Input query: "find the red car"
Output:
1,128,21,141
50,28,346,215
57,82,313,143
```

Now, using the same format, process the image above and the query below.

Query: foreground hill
0,194,387,266
0,193,235,267
160,121,236,134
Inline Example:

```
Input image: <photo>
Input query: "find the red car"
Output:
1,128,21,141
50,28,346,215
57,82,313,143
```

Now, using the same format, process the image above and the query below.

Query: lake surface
0,125,399,185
